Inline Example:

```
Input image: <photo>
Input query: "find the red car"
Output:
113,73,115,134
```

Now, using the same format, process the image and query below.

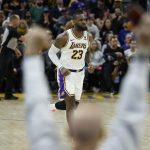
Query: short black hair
72,10,83,19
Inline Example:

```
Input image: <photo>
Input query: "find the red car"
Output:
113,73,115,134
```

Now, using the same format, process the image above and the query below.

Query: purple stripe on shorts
58,70,66,100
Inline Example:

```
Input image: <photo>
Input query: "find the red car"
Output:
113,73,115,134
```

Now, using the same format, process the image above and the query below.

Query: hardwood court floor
0,93,150,150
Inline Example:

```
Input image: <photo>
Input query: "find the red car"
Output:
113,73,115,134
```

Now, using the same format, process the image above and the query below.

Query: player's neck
72,27,84,39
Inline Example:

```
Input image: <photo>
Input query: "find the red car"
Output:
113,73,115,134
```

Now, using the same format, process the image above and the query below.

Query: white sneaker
49,103,57,112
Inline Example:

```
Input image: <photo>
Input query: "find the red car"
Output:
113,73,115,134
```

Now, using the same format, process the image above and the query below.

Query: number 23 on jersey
71,50,83,60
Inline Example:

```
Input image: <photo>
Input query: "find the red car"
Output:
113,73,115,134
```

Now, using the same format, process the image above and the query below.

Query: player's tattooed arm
54,32,68,49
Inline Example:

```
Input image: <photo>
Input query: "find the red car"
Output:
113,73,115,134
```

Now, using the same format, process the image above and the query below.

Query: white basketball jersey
60,29,90,70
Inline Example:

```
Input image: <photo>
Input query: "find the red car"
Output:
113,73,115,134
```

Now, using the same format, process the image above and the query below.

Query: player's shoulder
55,31,69,48
56,31,68,41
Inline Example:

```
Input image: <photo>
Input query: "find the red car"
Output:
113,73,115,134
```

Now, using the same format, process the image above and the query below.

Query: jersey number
71,50,83,60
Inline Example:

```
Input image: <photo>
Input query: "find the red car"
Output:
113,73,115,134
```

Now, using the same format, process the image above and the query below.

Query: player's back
60,28,89,70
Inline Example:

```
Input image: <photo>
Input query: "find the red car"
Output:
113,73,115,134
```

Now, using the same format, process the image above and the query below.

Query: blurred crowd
0,0,144,94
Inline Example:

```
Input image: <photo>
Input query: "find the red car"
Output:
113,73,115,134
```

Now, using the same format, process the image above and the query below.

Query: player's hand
88,64,95,74
60,67,71,76
15,49,22,58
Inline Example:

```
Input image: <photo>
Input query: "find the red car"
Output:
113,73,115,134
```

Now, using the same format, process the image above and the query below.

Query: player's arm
48,32,71,76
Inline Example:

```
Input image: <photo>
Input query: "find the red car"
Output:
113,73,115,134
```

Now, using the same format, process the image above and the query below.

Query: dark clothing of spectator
100,28,113,45
13,42,24,92
51,6,63,19
103,46,124,92
112,17,124,34
0,26,21,98
39,13,57,37
118,29,130,46
122,44,130,51
104,0,114,12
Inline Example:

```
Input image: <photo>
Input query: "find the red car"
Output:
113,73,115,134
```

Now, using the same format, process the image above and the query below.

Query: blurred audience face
123,21,128,29
130,40,137,50
87,18,94,26
110,36,118,49
90,41,99,52
125,34,132,45
115,8,121,17
69,103,105,150
107,33,113,43
20,2,27,9
36,0,43,7
105,19,111,29
98,19,104,29
26,12,32,25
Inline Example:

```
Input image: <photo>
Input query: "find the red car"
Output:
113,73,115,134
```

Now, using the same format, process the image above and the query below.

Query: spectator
111,8,124,34
87,40,105,92
87,17,100,40
30,0,44,23
124,40,137,63
51,0,64,20
101,33,113,53
3,3,12,17
113,0,123,10
95,18,104,31
9,0,20,11
121,33,133,51
100,18,113,45
118,19,131,46
103,35,125,94
54,8,71,34
39,7,57,37
14,1,28,19
90,0,104,18
104,0,114,12
25,11,33,27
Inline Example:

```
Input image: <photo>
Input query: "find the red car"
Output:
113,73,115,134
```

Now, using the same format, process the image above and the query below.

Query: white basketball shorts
57,69,85,101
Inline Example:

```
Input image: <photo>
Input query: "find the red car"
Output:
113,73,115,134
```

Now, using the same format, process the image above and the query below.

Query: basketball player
48,11,94,125
24,13,149,149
